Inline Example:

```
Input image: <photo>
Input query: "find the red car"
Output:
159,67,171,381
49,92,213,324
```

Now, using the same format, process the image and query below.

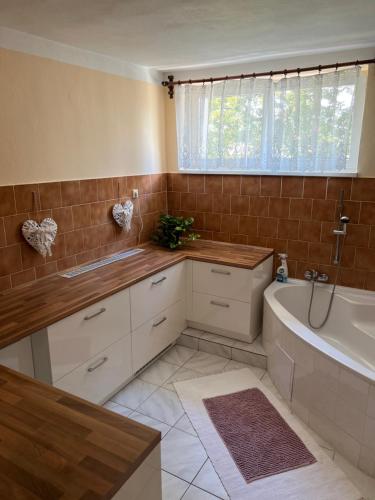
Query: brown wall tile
303,177,327,199
80,179,98,203
231,195,249,215
269,197,290,218
359,202,375,225
327,177,352,200
281,177,303,198
14,184,39,213
61,181,81,206
188,174,205,193
0,245,22,276
0,186,16,216
352,178,375,202
250,197,269,217
290,198,312,220
72,204,91,229
241,176,260,195
205,175,223,193
39,182,62,209
223,175,240,194
260,176,281,197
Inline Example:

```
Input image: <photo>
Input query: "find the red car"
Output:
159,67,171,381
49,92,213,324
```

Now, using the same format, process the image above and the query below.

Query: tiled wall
167,174,375,291
0,174,167,291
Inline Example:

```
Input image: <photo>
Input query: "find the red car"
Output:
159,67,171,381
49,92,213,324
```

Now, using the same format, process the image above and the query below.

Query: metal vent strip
59,248,145,278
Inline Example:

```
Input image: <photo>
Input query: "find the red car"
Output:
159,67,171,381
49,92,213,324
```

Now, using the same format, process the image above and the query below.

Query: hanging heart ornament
112,200,134,232
22,218,58,257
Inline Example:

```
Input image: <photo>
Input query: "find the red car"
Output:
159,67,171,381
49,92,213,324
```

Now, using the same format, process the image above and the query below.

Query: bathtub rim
264,278,375,383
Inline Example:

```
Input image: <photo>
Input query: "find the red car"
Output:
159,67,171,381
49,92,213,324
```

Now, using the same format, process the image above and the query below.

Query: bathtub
263,279,375,477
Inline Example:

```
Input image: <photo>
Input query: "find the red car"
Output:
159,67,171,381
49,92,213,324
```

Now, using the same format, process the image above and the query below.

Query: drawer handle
211,268,231,275
84,307,106,320
87,357,108,372
153,316,167,327
210,300,230,308
152,276,167,286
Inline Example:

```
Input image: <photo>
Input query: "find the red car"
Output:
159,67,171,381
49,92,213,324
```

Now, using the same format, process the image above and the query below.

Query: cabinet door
0,338,34,377
54,335,132,404
47,289,131,382
132,300,186,373
193,261,251,303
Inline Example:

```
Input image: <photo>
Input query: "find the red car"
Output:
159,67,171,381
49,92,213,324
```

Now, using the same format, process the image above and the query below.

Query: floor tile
334,452,375,500
161,428,207,482
138,387,185,426
184,351,229,375
177,335,199,349
233,335,266,355
162,471,189,500
223,360,265,379
163,366,203,393
193,459,229,499
102,401,133,417
182,485,218,500
161,345,197,366
199,331,236,347
129,411,171,438
182,327,205,338
174,413,197,436
198,339,231,359
111,378,158,410
139,359,179,386
231,348,267,369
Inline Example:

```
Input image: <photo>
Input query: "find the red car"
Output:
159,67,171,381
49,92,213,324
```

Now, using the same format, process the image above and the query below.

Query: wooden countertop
0,240,273,350
0,364,160,499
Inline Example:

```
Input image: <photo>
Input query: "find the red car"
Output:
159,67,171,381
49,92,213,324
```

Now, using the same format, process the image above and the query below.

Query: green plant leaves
152,214,200,250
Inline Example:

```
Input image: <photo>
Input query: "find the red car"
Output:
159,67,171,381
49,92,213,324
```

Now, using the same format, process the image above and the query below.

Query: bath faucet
304,269,329,282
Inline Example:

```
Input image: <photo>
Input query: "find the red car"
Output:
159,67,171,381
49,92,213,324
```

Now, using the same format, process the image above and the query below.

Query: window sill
177,169,358,178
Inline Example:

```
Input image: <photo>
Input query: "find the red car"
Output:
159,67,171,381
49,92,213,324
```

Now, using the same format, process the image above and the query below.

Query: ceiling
0,0,374,70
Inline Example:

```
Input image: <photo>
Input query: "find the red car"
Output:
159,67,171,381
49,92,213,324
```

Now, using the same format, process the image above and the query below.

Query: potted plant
152,214,200,249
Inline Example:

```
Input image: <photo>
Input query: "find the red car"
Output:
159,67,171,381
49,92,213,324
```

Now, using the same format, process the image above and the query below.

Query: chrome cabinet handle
152,276,167,286
87,357,108,372
153,316,167,327
84,307,106,320
211,268,231,275
210,300,230,308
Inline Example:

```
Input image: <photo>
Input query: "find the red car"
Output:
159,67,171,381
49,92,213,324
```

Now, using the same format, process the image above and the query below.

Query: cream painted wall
165,49,375,177
0,47,166,186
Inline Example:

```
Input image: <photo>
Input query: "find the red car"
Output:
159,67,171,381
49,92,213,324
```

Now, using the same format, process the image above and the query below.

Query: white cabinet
189,257,273,342
45,289,131,382
193,261,252,302
132,300,186,373
0,338,34,377
130,262,185,330
55,335,132,404
192,292,251,336
113,444,162,500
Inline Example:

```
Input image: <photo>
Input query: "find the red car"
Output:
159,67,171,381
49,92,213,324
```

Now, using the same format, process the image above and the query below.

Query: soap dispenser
276,253,288,283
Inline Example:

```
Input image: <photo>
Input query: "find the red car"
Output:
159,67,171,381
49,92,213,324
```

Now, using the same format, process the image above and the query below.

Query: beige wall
165,64,375,177
0,47,166,186
358,65,375,177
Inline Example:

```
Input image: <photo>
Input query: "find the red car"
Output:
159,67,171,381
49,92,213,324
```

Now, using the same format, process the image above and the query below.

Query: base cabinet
132,300,186,373
54,335,133,404
113,445,162,500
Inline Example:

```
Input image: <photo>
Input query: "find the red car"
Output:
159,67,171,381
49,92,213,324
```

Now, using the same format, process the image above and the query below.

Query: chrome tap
333,215,350,236
304,269,329,282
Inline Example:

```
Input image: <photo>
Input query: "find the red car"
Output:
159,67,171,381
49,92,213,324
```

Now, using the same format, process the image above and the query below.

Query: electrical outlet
132,189,139,199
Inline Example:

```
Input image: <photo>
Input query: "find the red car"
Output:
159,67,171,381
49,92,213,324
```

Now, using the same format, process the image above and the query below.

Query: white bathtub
263,279,375,477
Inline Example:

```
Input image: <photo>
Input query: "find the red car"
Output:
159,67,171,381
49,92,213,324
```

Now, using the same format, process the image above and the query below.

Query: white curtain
175,67,363,174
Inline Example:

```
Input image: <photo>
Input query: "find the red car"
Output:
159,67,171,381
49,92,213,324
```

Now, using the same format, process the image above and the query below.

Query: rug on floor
174,369,361,500
203,387,316,483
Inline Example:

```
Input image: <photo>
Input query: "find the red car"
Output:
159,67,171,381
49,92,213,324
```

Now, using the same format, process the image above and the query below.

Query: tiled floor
104,333,375,500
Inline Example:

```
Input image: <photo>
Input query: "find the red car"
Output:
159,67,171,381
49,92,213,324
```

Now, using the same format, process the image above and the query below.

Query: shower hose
307,235,345,330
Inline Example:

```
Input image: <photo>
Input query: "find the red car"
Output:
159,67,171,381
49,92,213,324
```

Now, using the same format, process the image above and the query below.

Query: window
175,67,367,175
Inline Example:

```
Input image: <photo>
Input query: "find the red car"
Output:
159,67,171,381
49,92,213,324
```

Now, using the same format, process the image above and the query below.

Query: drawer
192,292,250,336
47,289,131,382
132,300,186,373
130,262,185,329
54,335,132,404
192,261,251,302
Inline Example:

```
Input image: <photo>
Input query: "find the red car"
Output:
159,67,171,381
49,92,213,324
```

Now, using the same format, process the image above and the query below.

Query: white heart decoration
22,218,58,257
112,200,134,232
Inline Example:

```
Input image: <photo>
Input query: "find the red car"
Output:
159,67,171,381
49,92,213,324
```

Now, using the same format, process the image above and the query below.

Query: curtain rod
161,58,375,98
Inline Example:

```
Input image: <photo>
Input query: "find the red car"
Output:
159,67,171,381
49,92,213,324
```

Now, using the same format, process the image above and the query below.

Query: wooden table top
0,240,273,350
0,364,160,499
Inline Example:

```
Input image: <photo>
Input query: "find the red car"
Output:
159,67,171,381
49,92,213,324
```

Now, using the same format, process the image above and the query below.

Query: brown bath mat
203,388,316,483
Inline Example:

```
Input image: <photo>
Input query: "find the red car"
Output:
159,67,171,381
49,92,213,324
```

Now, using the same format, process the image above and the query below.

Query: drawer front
54,335,132,404
192,261,251,302
48,289,131,382
130,262,185,329
132,300,186,373
192,292,250,336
